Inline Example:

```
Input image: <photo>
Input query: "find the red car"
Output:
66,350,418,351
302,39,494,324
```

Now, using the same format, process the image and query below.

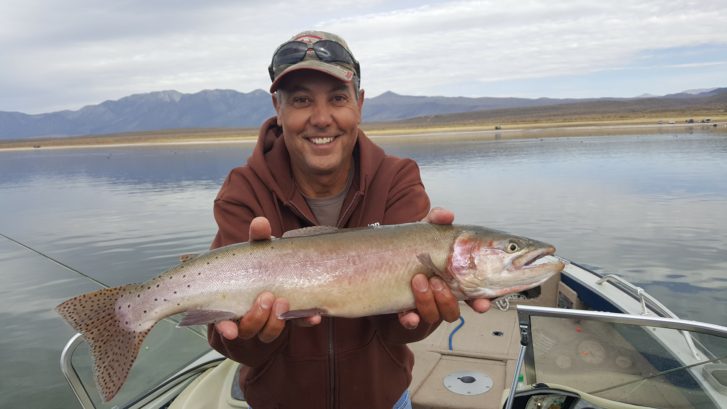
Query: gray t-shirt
303,170,354,227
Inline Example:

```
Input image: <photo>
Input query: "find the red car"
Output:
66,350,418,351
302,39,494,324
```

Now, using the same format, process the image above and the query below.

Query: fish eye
507,241,519,253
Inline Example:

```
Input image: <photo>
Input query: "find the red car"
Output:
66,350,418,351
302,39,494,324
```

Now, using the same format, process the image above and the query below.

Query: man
208,31,490,409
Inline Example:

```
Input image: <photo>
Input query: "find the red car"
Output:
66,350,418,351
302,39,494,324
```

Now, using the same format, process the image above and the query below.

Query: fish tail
56,284,150,402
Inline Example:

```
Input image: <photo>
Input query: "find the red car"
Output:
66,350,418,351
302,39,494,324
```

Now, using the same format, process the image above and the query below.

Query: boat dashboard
506,383,623,409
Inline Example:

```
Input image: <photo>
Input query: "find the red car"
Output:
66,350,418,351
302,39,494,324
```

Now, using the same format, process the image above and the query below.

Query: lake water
1,129,726,408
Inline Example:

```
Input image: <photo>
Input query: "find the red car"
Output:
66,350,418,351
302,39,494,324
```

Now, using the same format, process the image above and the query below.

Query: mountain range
1,88,725,140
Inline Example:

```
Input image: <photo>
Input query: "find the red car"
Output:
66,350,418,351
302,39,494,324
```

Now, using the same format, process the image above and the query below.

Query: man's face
273,70,364,182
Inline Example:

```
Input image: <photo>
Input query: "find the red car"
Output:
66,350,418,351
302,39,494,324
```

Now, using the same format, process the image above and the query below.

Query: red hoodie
208,117,438,409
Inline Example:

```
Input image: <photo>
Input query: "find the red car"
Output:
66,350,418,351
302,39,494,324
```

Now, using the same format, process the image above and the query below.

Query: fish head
445,227,565,299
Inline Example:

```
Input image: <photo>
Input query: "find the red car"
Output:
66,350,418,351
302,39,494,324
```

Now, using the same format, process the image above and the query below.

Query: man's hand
398,208,491,329
214,217,321,342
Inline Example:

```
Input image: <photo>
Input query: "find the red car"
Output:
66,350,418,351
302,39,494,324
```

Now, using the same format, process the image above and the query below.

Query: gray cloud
1,0,726,113
333,0,727,96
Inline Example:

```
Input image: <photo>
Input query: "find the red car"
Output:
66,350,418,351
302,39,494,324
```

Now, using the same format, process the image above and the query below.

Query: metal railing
595,273,672,317
517,305,727,339
595,273,704,358
60,333,223,409
60,333,96,409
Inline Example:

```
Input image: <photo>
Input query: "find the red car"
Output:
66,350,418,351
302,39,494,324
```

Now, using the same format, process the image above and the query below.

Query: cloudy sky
2,0,727,114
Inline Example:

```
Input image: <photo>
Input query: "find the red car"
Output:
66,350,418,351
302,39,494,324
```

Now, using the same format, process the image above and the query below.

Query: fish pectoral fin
279,308,328,320
417,253,455,281
282,226,339,238
178,309,239,326
179,253,198,263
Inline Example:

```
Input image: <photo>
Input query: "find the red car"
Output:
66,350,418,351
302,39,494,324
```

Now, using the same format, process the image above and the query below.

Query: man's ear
272,92,282,125
357,88,365,119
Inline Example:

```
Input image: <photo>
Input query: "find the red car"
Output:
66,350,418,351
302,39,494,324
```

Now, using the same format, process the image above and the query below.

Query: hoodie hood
248,117,385,207
247,117,387,224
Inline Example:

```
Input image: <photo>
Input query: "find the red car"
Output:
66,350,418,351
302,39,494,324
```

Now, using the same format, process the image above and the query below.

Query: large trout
56,222,564,401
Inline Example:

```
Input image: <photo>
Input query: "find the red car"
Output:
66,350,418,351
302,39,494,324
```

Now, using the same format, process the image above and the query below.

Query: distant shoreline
367,121,727,142
1,119,725,152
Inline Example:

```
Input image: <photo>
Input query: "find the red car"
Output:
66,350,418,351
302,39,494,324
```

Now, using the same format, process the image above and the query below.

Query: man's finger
422,207,454,225
215,320,239,340
398,310,420,330
258,298,288,343
411,274,439,324
249,217,272,241
466,298,492,313
430,277,461,322
238,292,274,340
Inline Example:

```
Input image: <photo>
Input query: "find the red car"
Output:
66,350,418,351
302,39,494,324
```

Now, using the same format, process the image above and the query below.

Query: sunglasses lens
313,40,354,65
272,42,309,66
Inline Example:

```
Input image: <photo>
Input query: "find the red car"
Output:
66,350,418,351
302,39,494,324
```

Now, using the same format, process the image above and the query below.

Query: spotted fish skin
56,285,149,400
55,222,564,402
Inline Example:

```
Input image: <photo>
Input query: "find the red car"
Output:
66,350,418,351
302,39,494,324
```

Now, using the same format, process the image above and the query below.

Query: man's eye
292,96,311,105
332,95,348,104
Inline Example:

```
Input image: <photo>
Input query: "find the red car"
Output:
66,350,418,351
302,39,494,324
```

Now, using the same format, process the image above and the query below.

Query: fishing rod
0,232,109,289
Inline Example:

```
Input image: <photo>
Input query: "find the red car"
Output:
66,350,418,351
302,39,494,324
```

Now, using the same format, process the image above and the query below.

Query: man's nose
309,100,333,128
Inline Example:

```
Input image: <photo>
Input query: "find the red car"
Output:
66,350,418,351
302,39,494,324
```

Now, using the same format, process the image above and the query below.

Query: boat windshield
518,306,727,409
63,318,212,409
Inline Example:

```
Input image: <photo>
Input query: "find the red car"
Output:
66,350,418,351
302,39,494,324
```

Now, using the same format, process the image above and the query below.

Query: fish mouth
511,247,565,278
480,249,566,298
513,246,556,269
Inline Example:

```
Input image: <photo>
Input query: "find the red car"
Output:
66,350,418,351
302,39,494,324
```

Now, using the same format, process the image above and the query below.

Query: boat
60,256,727,409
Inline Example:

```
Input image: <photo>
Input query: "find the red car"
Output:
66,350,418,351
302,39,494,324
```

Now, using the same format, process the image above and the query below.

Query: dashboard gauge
577,339,606,364
555,355,572,369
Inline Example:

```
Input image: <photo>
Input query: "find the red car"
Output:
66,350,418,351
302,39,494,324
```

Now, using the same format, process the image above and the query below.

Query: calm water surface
1,131,726,408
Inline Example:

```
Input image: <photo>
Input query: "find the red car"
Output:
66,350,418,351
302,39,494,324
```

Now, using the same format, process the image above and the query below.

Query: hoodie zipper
283,185,363,409
328,318,336,409
336,190,364,227
283,198,336,407
285,200,316,226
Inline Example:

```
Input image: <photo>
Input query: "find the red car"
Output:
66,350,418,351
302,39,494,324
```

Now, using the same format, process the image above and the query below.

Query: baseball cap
268,31,360,93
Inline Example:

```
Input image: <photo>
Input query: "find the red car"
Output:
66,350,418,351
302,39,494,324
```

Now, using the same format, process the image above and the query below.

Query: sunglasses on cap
268,40,361,81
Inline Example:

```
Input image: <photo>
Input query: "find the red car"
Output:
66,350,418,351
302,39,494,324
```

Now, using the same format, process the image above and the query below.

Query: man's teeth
310,137,334,145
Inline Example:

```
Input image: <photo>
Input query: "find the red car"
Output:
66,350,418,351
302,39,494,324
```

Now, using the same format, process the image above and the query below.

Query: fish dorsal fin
283,226,339,238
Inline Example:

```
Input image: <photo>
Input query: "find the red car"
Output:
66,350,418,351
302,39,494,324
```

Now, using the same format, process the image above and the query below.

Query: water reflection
0,144,253,188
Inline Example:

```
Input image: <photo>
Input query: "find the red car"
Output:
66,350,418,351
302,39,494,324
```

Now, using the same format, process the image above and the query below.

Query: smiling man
273,69,362,198
207,31,490,409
